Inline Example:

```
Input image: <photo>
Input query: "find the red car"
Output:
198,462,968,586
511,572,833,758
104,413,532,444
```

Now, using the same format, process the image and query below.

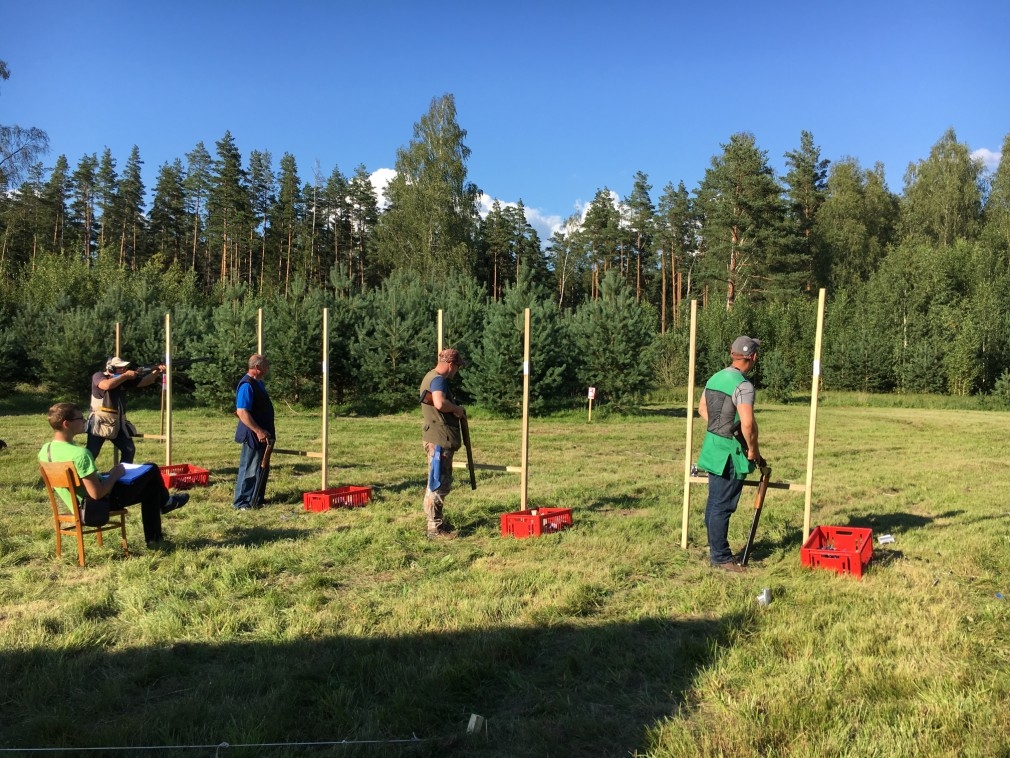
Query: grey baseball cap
730,336,761,356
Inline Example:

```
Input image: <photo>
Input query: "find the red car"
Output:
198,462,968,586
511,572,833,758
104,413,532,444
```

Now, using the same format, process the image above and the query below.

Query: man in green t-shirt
39,402,187,548
697,336,763,572
419,348,466,539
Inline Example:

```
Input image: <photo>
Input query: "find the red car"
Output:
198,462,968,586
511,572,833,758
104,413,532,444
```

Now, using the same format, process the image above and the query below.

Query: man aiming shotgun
86,356,164,464
697,336,763,573
419,348,467,539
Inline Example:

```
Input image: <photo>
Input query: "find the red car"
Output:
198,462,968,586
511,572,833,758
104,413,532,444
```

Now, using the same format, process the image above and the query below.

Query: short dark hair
47,402,81,430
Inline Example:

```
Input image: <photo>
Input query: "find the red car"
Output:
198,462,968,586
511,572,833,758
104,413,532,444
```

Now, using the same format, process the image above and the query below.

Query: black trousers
106,464,168,543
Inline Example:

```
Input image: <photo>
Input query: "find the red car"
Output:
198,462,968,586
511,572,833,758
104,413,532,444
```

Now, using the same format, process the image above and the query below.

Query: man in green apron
697,336,763,572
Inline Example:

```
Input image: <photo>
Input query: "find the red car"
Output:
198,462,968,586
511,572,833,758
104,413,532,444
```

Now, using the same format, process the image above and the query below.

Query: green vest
697,368,754,480
419,368,461,450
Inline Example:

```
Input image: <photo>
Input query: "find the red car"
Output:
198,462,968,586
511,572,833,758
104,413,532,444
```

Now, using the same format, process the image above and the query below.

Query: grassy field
2,389,1009,757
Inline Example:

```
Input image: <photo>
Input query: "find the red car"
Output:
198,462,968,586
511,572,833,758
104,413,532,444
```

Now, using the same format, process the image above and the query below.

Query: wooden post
165,312,172,467
803,289,826,540
680,300,698,549
322,307,329,490
437,309,443,355
520,308,531,511
257,308,263,355
112,323,121,467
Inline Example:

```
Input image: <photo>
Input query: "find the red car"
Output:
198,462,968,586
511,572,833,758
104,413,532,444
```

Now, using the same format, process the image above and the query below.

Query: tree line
3,81,1010,402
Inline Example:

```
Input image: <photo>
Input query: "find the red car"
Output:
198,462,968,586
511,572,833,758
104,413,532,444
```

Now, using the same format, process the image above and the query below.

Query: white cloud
972,148,1001,172
369,168,396,209
524,206,565,241
478,194,565,243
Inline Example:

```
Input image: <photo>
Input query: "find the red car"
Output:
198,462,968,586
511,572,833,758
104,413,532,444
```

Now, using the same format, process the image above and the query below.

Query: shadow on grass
0,613,744,757
747,524,807,564
856,510,962,535
181,526,313,549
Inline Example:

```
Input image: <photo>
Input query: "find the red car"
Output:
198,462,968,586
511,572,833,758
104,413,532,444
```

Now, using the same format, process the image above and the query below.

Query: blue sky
3,0,1008,242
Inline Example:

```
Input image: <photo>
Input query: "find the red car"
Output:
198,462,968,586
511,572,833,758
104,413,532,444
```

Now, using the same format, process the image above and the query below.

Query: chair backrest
39,461,83,522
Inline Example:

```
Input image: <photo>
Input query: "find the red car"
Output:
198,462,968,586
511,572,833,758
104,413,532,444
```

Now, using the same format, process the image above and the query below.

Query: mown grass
1,389,1010,756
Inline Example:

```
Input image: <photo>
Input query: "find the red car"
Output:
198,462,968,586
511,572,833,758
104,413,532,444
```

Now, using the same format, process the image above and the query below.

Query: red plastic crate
303,485,372,512
159,463,210,490
801,526,873,578
500,507,573,538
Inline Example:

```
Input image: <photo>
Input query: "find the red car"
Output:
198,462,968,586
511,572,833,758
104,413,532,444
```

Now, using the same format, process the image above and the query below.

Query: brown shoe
427,528,457,540
714,560,746,573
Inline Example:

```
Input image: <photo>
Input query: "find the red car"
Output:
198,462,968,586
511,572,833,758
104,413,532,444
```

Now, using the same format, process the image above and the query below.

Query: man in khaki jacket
419,348,466,539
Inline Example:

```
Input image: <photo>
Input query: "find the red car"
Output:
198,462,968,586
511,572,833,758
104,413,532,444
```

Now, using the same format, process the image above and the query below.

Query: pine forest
3,86,1010,411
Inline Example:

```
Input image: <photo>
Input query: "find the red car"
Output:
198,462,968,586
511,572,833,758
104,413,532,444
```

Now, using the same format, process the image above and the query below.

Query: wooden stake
257,308,263,355
165,312,172,467
680,299,698,549
520,308,531,511
322,307,329,490
803,289,826,541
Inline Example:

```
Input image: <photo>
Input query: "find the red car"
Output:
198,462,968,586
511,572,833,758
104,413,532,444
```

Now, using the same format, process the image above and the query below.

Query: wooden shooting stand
680,289,826,548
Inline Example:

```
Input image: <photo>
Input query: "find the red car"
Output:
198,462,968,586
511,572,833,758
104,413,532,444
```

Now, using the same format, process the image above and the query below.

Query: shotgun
137,357,213,376
738,464,771,567
251,436,274,508
460,415,477,490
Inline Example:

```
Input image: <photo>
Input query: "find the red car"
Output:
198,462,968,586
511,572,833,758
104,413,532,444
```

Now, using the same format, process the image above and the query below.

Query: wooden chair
39,462,129,567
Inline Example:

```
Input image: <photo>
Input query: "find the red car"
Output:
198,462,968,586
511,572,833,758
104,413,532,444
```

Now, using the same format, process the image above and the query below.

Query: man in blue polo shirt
697,336,763,572
233,354,275,510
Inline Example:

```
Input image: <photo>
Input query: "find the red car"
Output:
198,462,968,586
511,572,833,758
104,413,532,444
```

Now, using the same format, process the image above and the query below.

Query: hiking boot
427,527,457,540
162,493,189,514
714,560,746,573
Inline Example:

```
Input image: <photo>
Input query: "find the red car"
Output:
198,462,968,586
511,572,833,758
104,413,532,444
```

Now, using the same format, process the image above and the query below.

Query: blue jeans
233,442,268,509
704,459,745,564
106,464,167,543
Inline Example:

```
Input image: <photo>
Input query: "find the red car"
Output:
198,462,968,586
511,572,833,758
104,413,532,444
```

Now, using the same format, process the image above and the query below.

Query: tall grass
1,389,1009,756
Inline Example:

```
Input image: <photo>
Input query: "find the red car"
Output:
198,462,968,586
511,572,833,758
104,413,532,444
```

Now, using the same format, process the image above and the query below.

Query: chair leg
119,518,129,556
75,528,86,567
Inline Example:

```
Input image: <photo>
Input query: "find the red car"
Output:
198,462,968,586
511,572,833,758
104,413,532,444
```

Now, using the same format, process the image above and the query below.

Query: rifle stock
261,437,274,470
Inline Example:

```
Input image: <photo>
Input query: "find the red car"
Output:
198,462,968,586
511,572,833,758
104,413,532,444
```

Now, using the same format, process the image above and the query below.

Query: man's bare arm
737,403,760,461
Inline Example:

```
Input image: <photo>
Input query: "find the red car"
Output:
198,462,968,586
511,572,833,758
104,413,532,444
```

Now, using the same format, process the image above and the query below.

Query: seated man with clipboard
40,403,188,548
